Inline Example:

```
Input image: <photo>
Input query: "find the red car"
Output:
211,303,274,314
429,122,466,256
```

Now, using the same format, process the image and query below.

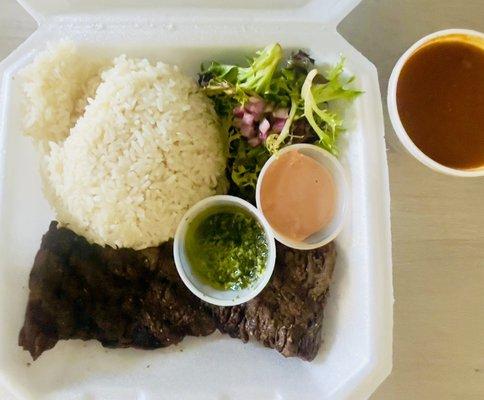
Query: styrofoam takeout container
0,1,393,399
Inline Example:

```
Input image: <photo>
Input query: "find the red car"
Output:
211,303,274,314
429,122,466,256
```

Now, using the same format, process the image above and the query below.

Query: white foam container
0,1,393,399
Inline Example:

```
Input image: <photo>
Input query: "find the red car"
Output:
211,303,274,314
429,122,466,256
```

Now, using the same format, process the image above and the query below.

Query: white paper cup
173,195,276,306
255,144,348,250
387,28,484,177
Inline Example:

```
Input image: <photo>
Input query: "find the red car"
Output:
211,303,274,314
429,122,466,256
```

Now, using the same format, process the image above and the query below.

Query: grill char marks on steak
212,243,335,361
18,222,216,360
19,222,336,361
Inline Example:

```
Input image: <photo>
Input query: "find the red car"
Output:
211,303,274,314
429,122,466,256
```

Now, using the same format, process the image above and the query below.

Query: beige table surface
1,0,483,399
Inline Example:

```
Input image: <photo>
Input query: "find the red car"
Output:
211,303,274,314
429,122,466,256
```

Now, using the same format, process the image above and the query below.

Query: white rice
21,45,227,249
19,41,104,143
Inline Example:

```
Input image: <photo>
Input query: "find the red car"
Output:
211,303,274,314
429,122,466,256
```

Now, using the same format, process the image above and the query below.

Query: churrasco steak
211,241,335,360
19,222,335,361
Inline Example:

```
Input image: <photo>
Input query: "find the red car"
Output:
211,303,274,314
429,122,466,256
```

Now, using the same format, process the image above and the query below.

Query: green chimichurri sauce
185,205,268,291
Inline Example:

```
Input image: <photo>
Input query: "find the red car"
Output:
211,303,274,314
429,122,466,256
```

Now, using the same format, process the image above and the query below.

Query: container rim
15,0,362,27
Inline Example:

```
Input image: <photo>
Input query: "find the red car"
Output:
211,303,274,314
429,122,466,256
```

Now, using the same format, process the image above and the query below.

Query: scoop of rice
19,41,104,143
39,54,226,249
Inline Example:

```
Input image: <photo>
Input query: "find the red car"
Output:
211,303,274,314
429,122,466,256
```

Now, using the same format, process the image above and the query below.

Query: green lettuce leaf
301,59,362,156
311,58,362,104
237,44,283,94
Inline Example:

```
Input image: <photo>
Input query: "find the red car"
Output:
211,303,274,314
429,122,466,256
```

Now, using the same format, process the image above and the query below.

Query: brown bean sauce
396,35,484,170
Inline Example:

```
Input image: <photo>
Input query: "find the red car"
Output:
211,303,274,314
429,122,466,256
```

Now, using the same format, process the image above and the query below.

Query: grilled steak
19,222,335,361
19,222,216,360
212,242,335,361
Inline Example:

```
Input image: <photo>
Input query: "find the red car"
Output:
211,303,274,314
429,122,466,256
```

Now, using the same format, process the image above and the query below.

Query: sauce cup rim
387,28,484,177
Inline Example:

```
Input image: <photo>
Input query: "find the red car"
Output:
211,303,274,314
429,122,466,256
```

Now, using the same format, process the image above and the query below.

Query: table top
1,1,483,399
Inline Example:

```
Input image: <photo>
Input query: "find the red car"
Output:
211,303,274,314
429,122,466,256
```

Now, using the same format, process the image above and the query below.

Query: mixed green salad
198,43,361,200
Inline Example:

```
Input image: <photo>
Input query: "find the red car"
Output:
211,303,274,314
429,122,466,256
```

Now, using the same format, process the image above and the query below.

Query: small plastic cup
255,143,348,250
387,28,484,177
173,195,276,306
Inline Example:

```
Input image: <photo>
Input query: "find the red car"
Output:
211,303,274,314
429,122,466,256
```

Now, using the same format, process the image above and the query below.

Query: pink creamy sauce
260,150,336,242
